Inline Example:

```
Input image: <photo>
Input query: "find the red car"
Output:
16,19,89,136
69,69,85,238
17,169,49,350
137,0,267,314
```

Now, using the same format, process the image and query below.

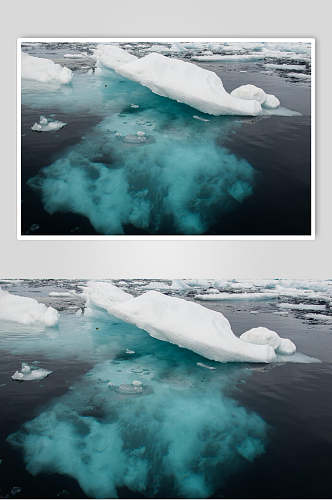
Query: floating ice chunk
265,63,306,71
21,52,72,84
305,313,332,321
278,302,326,311
94,44,137,71
287,72,311,80
197,362,216,370
140,281,170,290
48,291,73,297
231,84,280,109
84,283,276,363
191,54,264,62
115,52,262,116
195,292,277,301
12,363,52,381
31,116,66,132
170,280,192,290
63,53,87,58
240,327,296,356
0,287,58,327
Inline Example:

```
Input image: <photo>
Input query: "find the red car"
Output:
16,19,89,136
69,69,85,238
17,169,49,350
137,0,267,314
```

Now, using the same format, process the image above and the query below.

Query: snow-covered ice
115,51,262,116
11,363,52,381
278,302,326,311
31,115,66,132
21,52,72,84
84,282,276,363
0,287,58,327
195,292,278,301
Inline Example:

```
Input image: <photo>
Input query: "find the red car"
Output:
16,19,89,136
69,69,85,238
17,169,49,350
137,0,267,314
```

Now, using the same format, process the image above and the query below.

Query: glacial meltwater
20,41,311,236
0,278,331,498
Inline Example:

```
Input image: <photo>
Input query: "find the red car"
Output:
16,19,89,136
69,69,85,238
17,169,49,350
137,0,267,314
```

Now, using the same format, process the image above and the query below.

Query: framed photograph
0,276,329,499
17,38,314,240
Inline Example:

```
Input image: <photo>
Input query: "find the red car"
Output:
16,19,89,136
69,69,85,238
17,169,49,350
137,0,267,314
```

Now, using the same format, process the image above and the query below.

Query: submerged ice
28,81,255,235
9,355,267,498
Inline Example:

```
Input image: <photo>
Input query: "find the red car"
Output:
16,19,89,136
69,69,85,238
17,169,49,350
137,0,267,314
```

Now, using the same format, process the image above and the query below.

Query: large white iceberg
21,52,72,84
84,282,276,363
95,46,262,116
116,52,262,116
0,287,59,327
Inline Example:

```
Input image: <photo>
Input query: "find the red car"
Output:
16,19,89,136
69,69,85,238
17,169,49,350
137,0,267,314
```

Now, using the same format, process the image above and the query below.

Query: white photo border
17,37,315,241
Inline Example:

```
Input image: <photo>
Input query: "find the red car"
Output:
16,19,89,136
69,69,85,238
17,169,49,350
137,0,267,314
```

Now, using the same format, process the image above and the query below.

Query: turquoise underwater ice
26,67,255,235
7,309,267,498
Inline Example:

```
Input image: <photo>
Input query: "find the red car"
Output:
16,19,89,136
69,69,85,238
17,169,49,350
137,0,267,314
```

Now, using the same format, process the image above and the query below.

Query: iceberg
12,363,52,381
9,356,268,498
21,52,72,84
240,327,296,355
84,282,276,363
115,52,262,116
31,115,66,132
0,287,59,327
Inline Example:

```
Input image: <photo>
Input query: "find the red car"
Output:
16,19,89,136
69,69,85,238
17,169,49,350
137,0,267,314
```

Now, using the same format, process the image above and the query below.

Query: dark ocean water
0,279,331,499
20,43,311,236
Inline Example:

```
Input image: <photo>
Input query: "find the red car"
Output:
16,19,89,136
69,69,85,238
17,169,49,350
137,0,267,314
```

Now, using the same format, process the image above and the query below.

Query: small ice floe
196,362,216,370
12,363,52,381
193,115,210,122
305,313,332,322
125,348,135,354
287,72,311,80
63,53,87,58
31,115,66,132
49,291,73,297
278,302,326,311
240,327,296,355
